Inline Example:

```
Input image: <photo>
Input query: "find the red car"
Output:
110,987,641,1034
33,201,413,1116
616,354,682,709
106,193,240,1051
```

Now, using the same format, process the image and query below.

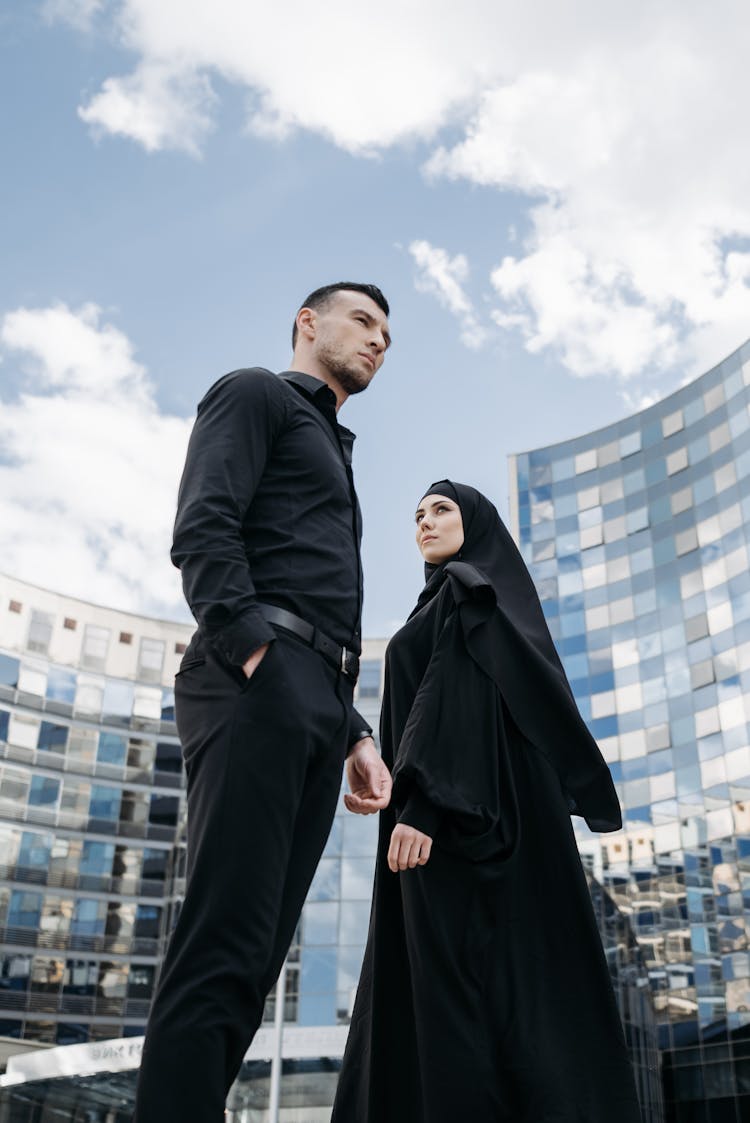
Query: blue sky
2,1,749,635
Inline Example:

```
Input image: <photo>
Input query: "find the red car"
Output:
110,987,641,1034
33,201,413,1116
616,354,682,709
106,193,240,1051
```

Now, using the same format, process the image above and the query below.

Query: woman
332,481,642,1123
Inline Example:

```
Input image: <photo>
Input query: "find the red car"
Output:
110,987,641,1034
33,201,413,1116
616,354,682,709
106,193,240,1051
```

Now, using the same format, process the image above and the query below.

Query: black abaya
332,483,642,1123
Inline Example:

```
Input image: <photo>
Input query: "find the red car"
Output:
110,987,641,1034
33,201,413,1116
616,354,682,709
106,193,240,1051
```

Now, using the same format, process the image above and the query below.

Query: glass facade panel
512,338,750,1120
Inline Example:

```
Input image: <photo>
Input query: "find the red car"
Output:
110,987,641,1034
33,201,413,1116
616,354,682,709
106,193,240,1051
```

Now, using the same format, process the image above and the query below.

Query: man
133,282,393,1122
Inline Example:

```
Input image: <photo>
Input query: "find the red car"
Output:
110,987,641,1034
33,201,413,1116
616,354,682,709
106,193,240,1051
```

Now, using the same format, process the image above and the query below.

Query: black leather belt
258,603,360,682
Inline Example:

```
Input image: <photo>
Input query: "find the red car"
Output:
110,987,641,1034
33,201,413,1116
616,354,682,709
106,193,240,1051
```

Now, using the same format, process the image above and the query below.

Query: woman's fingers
388,825,433,872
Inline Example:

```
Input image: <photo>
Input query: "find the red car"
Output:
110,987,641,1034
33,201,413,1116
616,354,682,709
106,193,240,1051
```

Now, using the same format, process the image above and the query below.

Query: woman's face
415,493,464,564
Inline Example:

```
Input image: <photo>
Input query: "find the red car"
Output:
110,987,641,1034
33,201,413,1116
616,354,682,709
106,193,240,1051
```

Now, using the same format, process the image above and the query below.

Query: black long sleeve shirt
172,367,372,747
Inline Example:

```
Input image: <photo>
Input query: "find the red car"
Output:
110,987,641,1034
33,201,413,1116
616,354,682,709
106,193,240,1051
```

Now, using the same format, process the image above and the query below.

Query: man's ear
295,306,316,342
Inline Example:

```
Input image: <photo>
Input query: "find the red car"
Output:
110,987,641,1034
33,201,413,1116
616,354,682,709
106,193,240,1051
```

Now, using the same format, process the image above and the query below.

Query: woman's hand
388,823,433,872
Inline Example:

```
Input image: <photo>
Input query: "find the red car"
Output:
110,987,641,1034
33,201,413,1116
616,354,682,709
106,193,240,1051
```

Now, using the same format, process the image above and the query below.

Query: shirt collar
278,370,356,442
279,370,334,402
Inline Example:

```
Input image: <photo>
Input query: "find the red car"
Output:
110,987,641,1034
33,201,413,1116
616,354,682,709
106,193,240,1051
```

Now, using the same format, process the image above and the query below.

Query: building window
357,660,381,699
666,447,689,475
155,741,182,775
97,733,126,767
149,793,179,829
7,891,42,930
137,638,165,683
63,618,77,631
81,625,110,672
662,409,684,437
37,722,68,753
89,786,121,822
28,776,61,808
619,431,641,458
0,655,19,689
174,642,187,655
27,610,54,655
45,666,76,705
71,899,106,938
575,449,597,474
8,600,22,614
119,632,133,645
134,904,160,940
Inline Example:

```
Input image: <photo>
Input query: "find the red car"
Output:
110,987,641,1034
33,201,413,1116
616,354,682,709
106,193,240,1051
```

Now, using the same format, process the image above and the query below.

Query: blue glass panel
17,832,52,870
98,733,126,765
0,655,19,688
161,689,175,721
644,460,666,487
683,396,705,426
298,947,337,1026
101,681,134,720
590,716,618,739
8,891,42,928
89,786,121,821
688,435,710,467
0,710,9,741
622,757,648,780
620,431,642,457
80,841,114,877
303,902,339,945
641,422,662,448
28,776,60,807
71,899,105,936
46,666,76,704
624,469,646,496
38,722,68,752
625,804,652,823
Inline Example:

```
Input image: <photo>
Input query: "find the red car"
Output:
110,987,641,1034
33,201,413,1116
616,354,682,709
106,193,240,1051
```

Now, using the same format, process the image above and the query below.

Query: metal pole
267,956,287,1123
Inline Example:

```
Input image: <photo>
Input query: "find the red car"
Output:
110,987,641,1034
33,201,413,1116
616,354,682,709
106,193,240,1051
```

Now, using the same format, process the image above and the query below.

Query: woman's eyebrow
415,500,451,516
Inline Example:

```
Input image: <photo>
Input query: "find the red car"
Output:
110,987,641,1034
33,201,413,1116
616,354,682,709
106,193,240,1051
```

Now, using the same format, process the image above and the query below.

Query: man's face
312,291,391,396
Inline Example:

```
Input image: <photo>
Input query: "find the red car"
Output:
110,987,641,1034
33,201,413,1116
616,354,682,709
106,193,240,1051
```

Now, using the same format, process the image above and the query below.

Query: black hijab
413,479,621,832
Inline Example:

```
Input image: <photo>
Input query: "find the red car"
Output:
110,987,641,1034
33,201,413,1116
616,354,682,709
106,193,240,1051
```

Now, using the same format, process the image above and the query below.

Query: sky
1,1,750,636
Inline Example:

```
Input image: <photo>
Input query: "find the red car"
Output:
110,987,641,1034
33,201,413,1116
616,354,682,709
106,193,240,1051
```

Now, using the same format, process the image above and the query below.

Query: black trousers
133,630,351,1122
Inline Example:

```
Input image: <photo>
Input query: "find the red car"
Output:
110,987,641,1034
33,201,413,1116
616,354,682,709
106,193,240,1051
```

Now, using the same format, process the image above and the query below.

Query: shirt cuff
398,787,442,840
211,606,277,665
347,707,373,751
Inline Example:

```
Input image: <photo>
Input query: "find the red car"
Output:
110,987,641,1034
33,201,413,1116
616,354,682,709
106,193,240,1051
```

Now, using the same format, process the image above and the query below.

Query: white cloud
409,240,487,350
426,18,750,380
75,0,502,154
79,63,215,155
0,303,192,617
69,1,750,382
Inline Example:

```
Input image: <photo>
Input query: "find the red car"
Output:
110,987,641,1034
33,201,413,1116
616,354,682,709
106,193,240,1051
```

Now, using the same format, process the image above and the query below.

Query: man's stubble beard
316,338,371,396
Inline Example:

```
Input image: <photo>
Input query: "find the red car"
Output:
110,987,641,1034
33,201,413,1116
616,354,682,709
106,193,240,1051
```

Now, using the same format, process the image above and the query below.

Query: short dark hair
292,282,390,347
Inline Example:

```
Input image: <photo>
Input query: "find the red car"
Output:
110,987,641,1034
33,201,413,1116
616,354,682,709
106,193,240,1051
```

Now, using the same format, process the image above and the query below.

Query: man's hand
242,642,270,679
388,823,432,872
344,737,392,815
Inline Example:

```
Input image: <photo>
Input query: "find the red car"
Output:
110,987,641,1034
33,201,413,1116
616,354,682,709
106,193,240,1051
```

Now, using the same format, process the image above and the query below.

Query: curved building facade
0,574,191,1045
510,339,750,1122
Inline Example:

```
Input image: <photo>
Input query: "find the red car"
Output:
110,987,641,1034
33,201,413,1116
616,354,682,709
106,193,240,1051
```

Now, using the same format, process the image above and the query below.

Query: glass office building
509,339,750,1122
0,573,386,1047
0,574,192,1046
0,573,664,1119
